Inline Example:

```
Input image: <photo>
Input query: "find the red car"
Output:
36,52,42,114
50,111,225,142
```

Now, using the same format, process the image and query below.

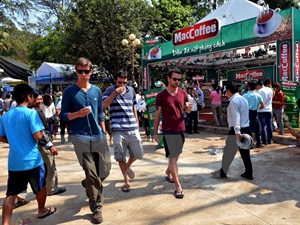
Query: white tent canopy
197,0,263,26
36,62,74,79
0,77,23,83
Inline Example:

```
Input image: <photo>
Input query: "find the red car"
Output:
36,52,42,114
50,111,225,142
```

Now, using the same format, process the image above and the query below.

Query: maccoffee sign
234,70,264,81
172,19,220,46
295,42,300,82
279,42,291,81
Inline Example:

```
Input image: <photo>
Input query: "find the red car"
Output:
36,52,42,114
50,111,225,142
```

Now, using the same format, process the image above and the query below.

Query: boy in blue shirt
0,84,57,225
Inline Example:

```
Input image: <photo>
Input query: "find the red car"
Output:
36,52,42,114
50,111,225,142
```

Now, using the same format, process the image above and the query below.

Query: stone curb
198,124,297,146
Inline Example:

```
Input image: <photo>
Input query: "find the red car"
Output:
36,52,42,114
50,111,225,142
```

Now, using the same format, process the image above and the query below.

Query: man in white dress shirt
256,79,273,145
211,82,253,180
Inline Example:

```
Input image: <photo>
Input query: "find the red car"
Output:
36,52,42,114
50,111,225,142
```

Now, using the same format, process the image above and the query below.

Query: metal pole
50,73,53,93
132,44,135,82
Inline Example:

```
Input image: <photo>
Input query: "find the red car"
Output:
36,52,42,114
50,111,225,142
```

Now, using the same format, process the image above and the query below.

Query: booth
142,0,300,127
28,62,75,92
29,62,101,92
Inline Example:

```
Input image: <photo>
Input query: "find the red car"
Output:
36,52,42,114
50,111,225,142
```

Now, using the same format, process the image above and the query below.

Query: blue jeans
258,112,273,145
249,110,261,147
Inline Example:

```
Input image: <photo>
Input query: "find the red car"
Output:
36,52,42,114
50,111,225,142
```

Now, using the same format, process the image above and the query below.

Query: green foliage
27,30,65,69
57,0,154,78
180,0,224,20
249,0,299,9
0,26,37,63
150,0,195,40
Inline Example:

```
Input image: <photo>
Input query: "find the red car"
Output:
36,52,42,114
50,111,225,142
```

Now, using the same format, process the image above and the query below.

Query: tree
27,30,64,69
179,0,226,21
249,0,299,10
0,29,10,53
0,0,38,28
27,0,156,78
150,0,195,40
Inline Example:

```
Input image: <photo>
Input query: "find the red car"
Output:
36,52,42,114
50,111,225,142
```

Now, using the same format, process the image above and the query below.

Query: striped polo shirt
103,85,138,131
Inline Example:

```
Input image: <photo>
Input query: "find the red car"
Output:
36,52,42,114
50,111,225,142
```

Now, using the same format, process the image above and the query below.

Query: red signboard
192,75,204,81
295,42,300,82
145,39,159,45
143,67,148,89
282,81,297,86
234,69,265,80
172,19,220,46
279,42,291,81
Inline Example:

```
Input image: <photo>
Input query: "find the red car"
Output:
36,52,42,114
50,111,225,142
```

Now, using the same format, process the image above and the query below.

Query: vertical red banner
279,42,291,81
295,42,300,82
143,67,148,90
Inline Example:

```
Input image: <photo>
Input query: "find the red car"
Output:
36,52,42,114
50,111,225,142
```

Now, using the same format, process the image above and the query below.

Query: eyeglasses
76,69,91,74
117,81,127,85
171,78,182,82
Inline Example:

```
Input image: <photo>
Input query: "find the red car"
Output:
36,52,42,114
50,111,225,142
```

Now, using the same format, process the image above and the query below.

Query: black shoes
211,169,227,178
241,173,254,180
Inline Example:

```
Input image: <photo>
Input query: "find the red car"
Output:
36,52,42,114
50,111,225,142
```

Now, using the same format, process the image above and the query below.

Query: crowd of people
0,57,297,224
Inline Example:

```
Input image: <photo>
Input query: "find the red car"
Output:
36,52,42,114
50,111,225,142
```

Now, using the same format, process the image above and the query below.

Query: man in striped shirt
103,71,144,193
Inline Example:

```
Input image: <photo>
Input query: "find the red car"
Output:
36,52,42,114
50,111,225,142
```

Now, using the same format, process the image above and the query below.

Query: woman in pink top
210,84,223,126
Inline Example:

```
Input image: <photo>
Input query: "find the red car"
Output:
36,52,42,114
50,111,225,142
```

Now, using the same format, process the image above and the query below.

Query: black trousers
221,127,253,177
187,111,198,133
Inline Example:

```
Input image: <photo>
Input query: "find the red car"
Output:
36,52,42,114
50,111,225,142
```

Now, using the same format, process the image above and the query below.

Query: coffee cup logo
253,8,282,38
148,46,161,60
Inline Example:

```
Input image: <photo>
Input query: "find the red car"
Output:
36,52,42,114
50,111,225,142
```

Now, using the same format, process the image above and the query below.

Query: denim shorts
113,129,144,162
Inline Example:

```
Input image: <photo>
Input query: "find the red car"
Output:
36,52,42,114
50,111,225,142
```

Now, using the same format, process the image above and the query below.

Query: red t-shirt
156,88,189,132
272,90,285,109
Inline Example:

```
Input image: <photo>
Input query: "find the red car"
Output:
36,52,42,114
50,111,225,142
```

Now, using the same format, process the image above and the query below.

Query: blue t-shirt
243,91,263,111
0,106,44,171
60,84,105,138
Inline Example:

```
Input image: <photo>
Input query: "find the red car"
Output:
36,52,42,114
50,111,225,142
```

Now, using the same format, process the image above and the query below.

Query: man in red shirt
154,68,192,199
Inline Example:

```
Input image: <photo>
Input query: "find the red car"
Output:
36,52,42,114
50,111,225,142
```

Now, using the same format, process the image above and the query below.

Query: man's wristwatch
103,131,108,135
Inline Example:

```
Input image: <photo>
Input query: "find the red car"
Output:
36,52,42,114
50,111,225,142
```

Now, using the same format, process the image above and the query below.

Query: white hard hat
236,133,254,149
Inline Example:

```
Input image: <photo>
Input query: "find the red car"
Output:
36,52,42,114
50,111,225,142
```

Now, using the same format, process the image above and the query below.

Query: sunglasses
117,81,127,85
76,69,91,74
171,78,182,82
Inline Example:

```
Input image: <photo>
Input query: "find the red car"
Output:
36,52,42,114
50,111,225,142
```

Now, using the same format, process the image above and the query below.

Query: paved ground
0,131,299,225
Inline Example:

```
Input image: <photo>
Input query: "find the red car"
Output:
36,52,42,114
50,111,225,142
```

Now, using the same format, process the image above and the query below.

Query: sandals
174,190,184,199
127,168,135,179
122,184,130,192
14,200,30,209
165,176,174,183
37,207,57,219
48,187,66,196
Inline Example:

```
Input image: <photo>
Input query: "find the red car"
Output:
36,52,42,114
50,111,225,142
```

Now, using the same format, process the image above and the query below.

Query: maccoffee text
280,42,290,81
173,19,220,46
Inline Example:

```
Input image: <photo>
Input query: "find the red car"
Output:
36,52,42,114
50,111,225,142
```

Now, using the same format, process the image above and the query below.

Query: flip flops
14,200,30,209
165,176,174,183
48,187,66,196
121,184,130,192
37,207,57,219
174,190,184,199
127,168,135,179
